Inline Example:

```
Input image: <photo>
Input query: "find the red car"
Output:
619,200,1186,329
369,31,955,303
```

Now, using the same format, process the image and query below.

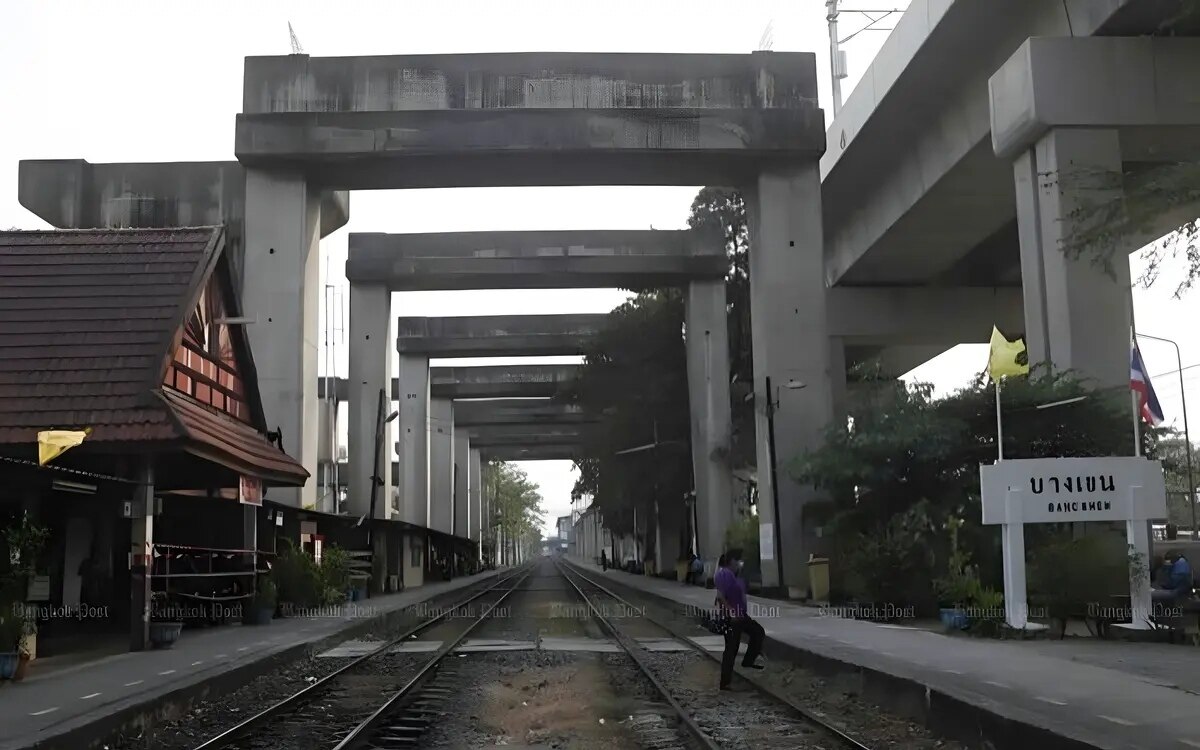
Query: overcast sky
4,1,1199,535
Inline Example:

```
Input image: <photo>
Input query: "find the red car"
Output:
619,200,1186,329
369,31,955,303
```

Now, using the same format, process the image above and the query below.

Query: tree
1157,436,1200,527
791,368,1167,611
483,461,544,564
687,188,756,469
565,290,693,560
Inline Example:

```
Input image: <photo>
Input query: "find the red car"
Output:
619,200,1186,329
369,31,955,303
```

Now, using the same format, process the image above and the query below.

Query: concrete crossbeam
235,52,824,188
452,400,591,427
346,230,725,288
991,37,1200,162
396,315,606,358
18,159,349,290
319,365,581,401
827,286,1023,345
455,424,591,448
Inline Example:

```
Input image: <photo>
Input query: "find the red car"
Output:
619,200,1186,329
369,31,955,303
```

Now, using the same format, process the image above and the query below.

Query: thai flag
1131,345,1165,426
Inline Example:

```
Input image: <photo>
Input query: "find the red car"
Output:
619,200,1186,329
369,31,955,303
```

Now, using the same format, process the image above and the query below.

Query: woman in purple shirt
713,548,765,690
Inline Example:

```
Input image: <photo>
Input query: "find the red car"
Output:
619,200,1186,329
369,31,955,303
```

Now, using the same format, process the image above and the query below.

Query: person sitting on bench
1152,551,1193,603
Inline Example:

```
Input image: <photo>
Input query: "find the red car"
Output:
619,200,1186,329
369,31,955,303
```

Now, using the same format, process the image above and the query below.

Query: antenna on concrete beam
758,19,775,51
288,21,304,55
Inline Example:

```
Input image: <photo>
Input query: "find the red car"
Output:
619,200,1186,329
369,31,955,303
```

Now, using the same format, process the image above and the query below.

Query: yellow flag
38,428,90,466
987,326,1029,380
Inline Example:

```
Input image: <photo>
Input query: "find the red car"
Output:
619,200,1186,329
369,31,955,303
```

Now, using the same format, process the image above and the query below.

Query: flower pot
940,608,970,630
0,652,18,680
148,622,183,649
13,652,30,681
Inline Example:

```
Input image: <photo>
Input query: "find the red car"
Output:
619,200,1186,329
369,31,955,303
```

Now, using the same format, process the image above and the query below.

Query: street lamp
763,377,806,595
1136,333,1197,536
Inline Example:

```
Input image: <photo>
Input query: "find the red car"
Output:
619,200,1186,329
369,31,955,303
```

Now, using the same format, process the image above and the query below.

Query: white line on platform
1178,739,1200,748
80,692,101,700
215,654,228,658
191,661,203,666
941,669,964,675
158,670,176,676
985,681,1009,689
1035,697,1067,706
124,680,144,687
30,708,58,716
237,647,249,652
1098,715,1136,726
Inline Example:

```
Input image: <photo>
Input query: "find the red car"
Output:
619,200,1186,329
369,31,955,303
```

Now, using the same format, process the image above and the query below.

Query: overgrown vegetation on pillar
791,369,1169,615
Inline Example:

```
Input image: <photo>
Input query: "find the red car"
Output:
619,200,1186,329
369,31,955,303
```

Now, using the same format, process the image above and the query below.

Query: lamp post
1136,333,1196,535
763,376,806,595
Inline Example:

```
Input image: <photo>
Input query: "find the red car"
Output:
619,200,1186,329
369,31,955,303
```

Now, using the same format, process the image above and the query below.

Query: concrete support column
348,283,394,520
1013,127,1130,388
746,164,832,593
397,355,430,527
243,169,321,508
429,398,455,534
685,279,734,569
468,448,482,547
453,434,470,538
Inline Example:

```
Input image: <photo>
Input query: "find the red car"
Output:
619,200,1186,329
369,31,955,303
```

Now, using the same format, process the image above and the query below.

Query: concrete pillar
429,398,455,534
397,355,430,527
454,433,470,538
348,283,394,520
468,448,482,546
685,279,734,568
1013,128,1130,388
317,398,339,514
655,498,684,577
746,163,832,593
243,169,321,508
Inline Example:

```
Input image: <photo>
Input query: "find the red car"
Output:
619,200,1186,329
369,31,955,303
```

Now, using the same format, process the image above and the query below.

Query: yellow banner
987,326,1029,380
37,429,90,466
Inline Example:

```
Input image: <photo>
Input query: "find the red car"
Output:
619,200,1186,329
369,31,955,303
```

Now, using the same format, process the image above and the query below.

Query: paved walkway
0,569,503,750
567,558,1200,750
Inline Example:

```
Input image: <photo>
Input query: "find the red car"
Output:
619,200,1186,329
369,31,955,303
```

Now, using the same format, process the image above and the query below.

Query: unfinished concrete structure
347,227,737,574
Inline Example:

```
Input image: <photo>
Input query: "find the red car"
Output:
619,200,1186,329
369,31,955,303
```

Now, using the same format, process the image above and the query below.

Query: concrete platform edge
562,561,1101,750
16,571,503,750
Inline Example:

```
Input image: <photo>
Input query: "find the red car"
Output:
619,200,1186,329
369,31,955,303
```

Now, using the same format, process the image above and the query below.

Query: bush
1028,532,1128,622
319,545,351,595
271,540,323,610
254,577,277,610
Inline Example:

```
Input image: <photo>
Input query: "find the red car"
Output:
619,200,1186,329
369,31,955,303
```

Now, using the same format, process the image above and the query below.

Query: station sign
980,456,1166,525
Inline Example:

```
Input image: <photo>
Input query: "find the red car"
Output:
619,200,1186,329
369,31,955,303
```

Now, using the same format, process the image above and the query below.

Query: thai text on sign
980,457,1166,525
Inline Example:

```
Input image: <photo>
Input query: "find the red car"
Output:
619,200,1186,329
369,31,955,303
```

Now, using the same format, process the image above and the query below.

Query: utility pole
826,0,845,117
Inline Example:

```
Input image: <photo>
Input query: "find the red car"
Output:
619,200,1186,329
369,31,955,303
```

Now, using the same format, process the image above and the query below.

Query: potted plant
247,578,277,625
148,591,183,648
1,515,48,678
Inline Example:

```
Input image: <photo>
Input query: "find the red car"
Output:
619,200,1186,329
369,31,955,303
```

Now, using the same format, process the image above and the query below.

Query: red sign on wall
239,476,262,506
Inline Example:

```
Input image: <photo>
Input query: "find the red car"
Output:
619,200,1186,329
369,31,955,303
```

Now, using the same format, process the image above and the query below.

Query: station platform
0,569,504,750
565,557,1200,750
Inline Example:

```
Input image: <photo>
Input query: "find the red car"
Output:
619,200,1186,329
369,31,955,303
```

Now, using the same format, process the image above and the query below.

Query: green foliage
0,515,49,651
271,539,323,610
793,368,1163,615
319,545,352,595
724,514,760,579
484,461,545,561
254,577,278,610
1027,533,1127,620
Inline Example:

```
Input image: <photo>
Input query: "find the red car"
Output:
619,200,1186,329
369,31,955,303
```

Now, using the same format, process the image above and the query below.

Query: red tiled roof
0,227,307,486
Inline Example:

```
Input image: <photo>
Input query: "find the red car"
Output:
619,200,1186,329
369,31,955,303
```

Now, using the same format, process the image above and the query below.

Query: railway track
189,563,532,750
557,559,876,750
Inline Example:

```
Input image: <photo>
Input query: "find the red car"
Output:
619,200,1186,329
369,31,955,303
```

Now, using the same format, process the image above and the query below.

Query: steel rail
191,565,529,750
554,559,722,750
332,565,535,749
562,560,875,750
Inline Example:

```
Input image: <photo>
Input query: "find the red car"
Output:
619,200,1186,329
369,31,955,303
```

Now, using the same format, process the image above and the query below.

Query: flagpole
995,377,1004,462
1131,298,1141,457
